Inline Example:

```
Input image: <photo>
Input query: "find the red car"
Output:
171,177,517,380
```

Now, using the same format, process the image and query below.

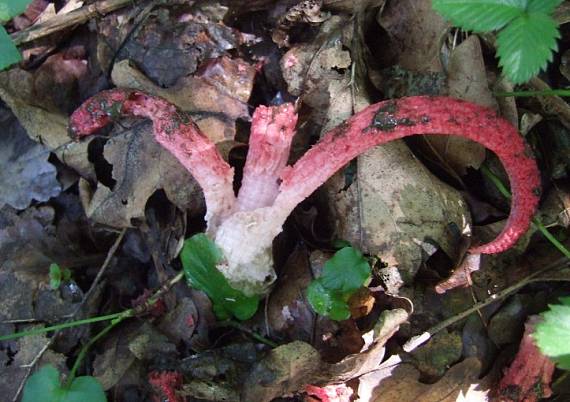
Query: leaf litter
1,0,569,401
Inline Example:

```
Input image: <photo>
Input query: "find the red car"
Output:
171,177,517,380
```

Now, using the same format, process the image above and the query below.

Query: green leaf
0,0,33,21
432,0,527,32
22,365,107,402
180,234,259,321
65,376,107,402
0,26,21,70
319,247,371,294
49,263,62,290
496,12,560,84
526,0,563,14
534,297,570,370
306,246,370,321
306,280,351,321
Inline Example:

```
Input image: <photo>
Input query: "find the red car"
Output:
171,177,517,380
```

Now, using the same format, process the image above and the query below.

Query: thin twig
11,0,140,45
403,257,570,353
77,228,127,312
11,229,126,402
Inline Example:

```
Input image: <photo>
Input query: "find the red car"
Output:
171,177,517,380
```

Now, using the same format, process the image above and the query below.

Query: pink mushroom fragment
70,89,540,295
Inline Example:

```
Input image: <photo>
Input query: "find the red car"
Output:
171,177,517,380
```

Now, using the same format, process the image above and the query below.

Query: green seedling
307,246,371,321
49,263,72,290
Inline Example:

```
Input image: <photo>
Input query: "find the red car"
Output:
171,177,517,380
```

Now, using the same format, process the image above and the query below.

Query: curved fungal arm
236,103,298,212
69,89,236,231
273,96,540,254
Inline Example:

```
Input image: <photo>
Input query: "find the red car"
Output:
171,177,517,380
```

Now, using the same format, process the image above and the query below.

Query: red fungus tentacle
274,96,540,254
69,89,236,231
236,103,298,211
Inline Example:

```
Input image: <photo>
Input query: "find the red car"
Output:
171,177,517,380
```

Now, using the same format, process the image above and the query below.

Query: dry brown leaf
358,357,490,402
111,58,253,142
426,35,492,175
330,141,470,283
243,309,408,400
378,0,447,72
78,122,204,228
267,245,314,342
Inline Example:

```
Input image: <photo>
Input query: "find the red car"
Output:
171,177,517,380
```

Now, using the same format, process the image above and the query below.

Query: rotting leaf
0,108,60,209
106,7,249,87
78,121,204,228
330,141,470,283
0,330,66,401
111,58,253,142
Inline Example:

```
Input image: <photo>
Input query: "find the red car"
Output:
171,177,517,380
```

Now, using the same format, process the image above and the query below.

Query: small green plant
180,233,259,320
307,246,371,321
534,296,570,370
22,365,106,402
0,0,31,69
433,0,562,84
49,263,72,290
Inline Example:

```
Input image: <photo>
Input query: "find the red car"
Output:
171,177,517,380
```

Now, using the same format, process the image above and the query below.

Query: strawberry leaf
534,297,570,370
526,0,563,14
496,12,560,84
432,0,526,32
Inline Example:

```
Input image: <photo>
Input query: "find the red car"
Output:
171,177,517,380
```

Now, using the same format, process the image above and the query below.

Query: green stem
216,320,278,348
0,312,126,342
65,313,130,387
495,89,570,98
480,165,570,259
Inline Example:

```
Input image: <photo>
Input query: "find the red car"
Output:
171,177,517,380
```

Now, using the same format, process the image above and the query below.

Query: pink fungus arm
236,103,298,211
69,89,236,231
274,96,540,254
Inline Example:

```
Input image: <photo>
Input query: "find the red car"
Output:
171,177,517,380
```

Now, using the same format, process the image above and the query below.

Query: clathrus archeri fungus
70,89,541,295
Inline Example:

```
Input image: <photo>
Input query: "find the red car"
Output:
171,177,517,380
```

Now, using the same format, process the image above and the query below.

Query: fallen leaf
330,141,470,284
100,6,248,87
378,0,447,72
426,35,492,176
267,245,314,342
0,108,60,209
78,121,204,228
358,357,490,402
111,57,253,142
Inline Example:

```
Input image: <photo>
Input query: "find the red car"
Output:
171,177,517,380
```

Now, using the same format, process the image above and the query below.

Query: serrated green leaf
319,247,370,294
496,12,560,84
22,365,107,402
306,280,351,321
0,26,21,70
432,0,526,32
0,0,33,21
534,298,570,371
180,234,259,321
526,0,563,14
